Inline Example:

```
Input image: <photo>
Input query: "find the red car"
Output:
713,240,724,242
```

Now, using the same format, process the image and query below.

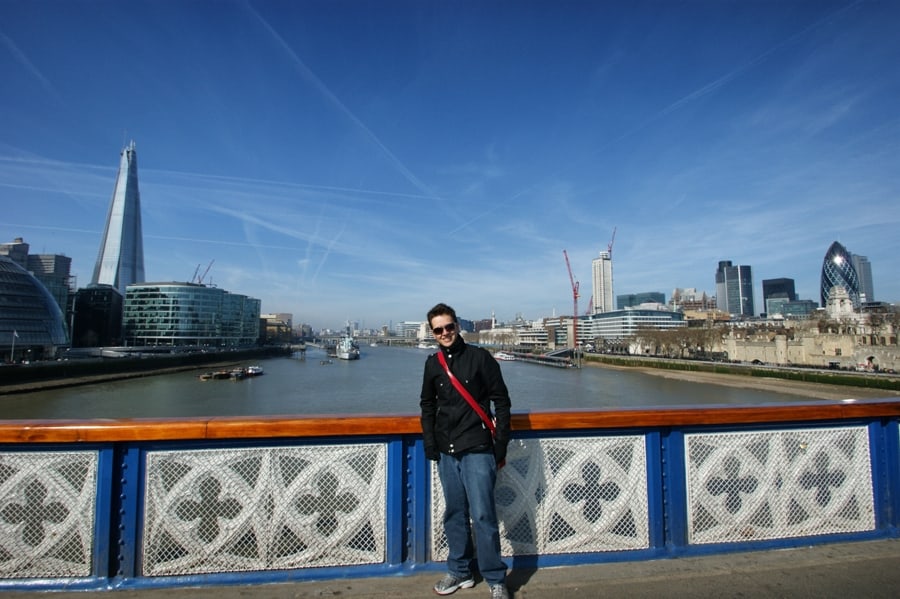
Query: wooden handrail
0,398,898,444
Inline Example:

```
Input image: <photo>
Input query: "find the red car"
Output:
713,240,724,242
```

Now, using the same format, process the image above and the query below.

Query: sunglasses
432,322,457,336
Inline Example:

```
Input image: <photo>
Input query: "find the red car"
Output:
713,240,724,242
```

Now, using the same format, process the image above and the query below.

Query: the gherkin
820,241,859,308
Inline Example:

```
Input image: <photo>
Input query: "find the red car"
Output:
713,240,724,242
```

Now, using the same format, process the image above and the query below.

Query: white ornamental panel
431,435,649,560
686,426,875,544
142,444,386,576
0,451,98,579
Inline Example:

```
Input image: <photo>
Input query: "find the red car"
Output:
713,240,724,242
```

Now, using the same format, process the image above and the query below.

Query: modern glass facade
72,285,123,347
851,254,874,303
0,256,68,361
715,260,754,317
92,141,145,296
581,308,685,341
122,283,261,347
617,292,665,309
820,241,860,309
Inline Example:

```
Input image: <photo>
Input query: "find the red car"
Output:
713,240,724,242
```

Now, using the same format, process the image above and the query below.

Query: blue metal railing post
644,430,666,553
384,437,407,568
876,419,900,532
406,437,431,567
661,428,689,551
109,444,143,583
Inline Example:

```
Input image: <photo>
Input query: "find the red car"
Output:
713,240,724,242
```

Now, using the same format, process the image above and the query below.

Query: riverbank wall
0,346,291,394
585,353,900,392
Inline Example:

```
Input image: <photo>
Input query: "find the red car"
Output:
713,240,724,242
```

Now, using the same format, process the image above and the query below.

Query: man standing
420,303,511,599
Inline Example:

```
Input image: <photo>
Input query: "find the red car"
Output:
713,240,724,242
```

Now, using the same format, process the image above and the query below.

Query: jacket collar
439,335,466,358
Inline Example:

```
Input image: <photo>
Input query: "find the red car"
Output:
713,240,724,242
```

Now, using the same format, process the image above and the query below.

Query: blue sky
2,0,898,330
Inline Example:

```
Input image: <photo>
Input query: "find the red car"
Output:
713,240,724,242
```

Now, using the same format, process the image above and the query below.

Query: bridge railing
0,398,898,590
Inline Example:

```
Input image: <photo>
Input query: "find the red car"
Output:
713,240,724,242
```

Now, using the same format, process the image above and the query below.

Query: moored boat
245,365,264,376
336,335,360,360
494,351,516,361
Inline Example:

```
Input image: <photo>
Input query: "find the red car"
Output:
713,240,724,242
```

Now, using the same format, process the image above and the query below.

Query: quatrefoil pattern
0,451,97,578
431,436,649,559
142,444,386,576
686,426,875,544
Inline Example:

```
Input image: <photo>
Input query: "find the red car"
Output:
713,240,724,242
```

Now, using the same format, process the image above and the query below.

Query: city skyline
2,1,898,330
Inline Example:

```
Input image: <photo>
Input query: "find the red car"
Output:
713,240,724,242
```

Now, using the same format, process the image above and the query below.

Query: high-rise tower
820,241,859,308
591,250,613,314
715,260,754,317
91,141,145,295
851,254,874,303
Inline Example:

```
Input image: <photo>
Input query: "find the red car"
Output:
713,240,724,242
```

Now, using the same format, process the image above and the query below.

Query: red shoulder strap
436,350,495,436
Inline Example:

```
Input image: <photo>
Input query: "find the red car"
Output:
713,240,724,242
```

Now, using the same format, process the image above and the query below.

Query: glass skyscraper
715,260,754,317
91,141,145,296
851,254,874,303
820,241,860,308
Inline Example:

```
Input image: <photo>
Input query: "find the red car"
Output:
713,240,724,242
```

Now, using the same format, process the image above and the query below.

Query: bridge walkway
4,538,898,598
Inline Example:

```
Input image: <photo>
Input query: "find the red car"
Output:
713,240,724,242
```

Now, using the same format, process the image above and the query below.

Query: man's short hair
427,302,457,325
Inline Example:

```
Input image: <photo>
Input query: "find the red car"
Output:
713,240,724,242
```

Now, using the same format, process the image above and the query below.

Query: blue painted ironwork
1,406,898,591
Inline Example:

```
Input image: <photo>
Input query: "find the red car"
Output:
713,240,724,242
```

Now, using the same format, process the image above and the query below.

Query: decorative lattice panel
142,444,386,576
686,426,875,544
431,435,649,560
0,451,98,579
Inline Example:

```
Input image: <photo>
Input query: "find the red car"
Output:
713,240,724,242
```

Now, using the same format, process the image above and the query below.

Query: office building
581,308,685,342
851,254,874,303
1,237,73,317
0,256,68,361
670,288,716,312
820,241,860,309
617,292,665,310
71,285,123,347
715,261,754,317
261,313,293,342
591,250,613,314
762,278,797,316
122,283,260,347
92,141,145,296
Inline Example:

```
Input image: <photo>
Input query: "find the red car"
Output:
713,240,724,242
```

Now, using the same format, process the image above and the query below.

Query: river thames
0,345,853,420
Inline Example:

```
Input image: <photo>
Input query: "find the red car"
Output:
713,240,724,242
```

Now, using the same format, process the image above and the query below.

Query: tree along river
2,345,837,420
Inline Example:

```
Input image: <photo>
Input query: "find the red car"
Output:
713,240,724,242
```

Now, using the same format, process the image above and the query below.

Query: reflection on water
2,346,817,420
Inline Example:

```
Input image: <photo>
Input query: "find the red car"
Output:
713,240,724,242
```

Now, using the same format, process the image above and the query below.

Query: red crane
563,250,579,349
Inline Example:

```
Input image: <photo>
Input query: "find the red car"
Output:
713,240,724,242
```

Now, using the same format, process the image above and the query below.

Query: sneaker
489,583,509,599
433,573,475,595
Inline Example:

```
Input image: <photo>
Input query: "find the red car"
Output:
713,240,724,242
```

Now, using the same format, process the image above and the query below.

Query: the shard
91,141,145,295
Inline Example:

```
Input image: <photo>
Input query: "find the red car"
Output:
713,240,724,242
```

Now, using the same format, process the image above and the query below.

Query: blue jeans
437,451,507,585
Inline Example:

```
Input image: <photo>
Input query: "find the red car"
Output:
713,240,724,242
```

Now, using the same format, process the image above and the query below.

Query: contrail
450,0,866,235
242,3,441,202
0,29,64,104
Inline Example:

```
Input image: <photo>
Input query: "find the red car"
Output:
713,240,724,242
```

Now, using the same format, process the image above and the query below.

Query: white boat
336,335,360,360
245,365,264,376
417,342,438,349
494,351,516,361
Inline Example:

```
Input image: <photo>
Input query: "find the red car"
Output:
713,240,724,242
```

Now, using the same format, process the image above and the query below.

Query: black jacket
420,337,511,463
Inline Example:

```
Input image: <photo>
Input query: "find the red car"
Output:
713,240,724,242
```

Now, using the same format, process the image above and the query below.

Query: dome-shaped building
820,241,860,309
0,255,68,362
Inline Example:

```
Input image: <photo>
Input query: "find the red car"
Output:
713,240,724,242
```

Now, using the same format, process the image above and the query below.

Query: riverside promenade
4,539,899,598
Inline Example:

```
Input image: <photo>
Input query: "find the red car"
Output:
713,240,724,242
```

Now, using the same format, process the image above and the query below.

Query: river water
2,345,821,420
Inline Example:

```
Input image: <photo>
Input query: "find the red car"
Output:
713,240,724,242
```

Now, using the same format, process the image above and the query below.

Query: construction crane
563,250,579,349
197,259,215,285
607,226,617,255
